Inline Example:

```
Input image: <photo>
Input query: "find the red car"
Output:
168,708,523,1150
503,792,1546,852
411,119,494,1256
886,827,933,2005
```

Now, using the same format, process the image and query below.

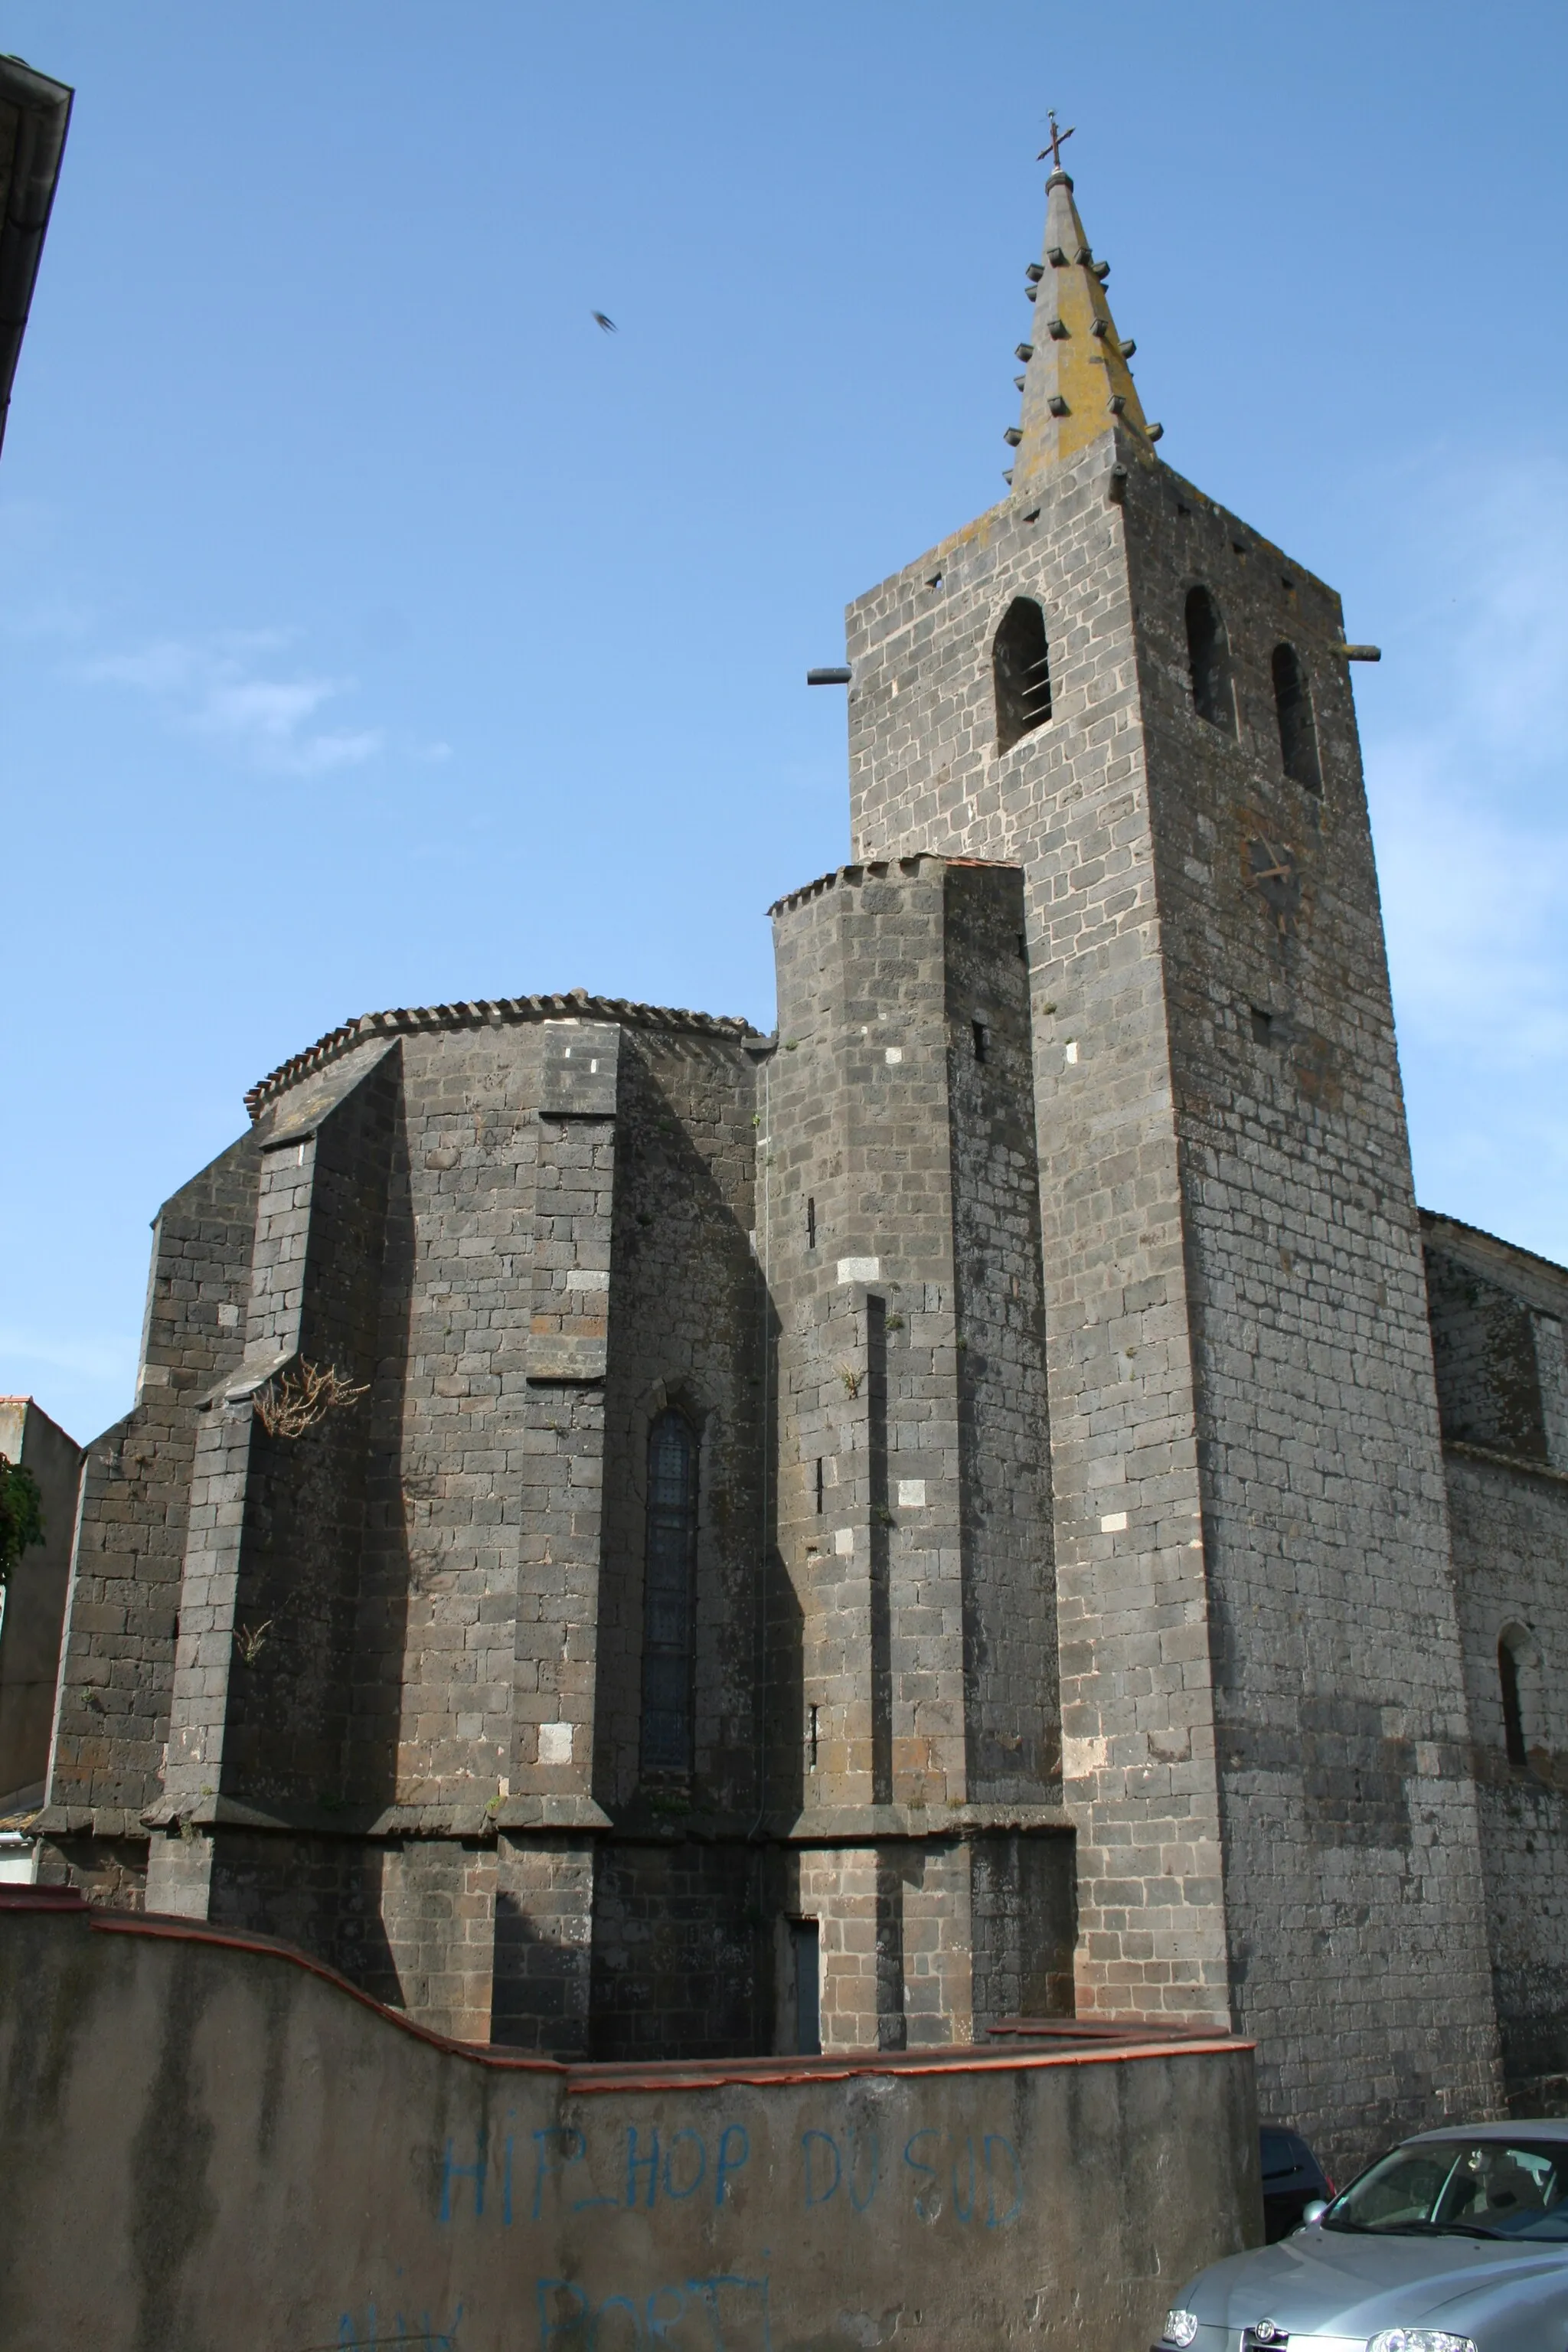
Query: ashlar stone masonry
31,159,1568,2178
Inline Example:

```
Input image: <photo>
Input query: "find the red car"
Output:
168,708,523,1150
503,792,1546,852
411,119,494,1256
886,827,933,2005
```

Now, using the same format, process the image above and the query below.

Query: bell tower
842,153,1501,2166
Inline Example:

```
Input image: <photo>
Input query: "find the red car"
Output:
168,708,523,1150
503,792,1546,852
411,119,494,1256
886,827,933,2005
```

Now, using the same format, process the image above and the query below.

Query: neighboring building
0,51,77,1883
1423,1212,1568,2114
0,54,74,458
31,160,1568,2173
0,1399,83,1812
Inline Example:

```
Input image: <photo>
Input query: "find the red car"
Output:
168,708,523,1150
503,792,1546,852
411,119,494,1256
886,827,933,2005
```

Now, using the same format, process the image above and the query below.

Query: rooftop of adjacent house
244,990,764,1122
0,55,73,459
1419,1207,1568,1307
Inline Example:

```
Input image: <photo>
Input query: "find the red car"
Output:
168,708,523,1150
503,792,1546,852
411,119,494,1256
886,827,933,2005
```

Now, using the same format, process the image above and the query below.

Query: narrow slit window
1272,642,1322,792
993,597,1052,753
640,1410,697,1775
815,1457,824,1515
806,1196,816,1250
1185,586,1234,732
972,1021,989,1063
1499,1630,1531,1769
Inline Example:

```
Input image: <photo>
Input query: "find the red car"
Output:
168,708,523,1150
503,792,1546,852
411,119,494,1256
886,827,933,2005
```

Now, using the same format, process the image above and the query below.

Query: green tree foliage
0,1453,44,1584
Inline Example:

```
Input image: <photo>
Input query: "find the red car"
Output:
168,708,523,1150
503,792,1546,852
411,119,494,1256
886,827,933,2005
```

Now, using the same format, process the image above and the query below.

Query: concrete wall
0,1890,1261,2352
0,1398,81,1805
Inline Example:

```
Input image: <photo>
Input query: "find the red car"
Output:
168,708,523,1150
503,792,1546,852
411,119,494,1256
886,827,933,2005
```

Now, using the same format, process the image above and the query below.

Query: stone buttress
765,857,1073,2048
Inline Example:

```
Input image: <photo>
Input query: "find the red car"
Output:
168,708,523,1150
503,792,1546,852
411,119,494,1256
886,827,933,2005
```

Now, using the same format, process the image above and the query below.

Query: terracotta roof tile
244,991,761,1122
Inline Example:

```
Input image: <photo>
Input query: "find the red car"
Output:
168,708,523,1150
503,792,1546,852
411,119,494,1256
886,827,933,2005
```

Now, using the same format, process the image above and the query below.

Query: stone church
33,160,1568,2174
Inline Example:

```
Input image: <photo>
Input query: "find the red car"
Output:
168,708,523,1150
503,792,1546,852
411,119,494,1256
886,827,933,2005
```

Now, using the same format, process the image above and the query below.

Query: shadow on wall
596,1043,776,1824
201,1070,415,2006
0,1888,1263,2352
577,1041,809,2062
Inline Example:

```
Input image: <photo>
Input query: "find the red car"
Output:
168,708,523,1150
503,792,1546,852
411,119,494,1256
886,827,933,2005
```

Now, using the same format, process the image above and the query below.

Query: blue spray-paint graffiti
337,2297,464,2348
536,2272,770,2349
898,2129,1022,2227
800,2128,881,2214
436,2114,1023,2234
439,2121,752,2227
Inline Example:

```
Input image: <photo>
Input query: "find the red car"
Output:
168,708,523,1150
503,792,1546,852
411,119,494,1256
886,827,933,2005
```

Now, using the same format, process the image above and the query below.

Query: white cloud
83,628,384,775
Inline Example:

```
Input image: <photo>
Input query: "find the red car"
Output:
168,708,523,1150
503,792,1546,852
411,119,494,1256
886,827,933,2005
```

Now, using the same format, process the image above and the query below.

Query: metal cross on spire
1037,110,1075,171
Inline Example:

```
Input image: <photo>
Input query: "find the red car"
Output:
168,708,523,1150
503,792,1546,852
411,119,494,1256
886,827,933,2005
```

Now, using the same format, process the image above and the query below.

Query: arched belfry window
1498,1623,1543,1770
1272,642,1321,792
993,597,1052,753
1185,586,1234,732
640,1410,698,1775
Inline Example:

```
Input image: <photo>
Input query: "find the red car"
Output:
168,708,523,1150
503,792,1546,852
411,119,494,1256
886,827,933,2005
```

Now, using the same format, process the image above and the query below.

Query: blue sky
3,1,1566,1444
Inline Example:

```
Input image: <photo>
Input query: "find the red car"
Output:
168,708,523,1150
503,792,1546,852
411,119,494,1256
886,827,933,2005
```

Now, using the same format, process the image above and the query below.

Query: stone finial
1008,168,1155,489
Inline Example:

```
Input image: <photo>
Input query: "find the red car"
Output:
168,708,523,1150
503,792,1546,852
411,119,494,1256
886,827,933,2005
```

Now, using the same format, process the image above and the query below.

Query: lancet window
1185,585,1234,731
1272,642,1322,792
640,1410,698,1775
1498,1623,1542,1770
993,597,1053,753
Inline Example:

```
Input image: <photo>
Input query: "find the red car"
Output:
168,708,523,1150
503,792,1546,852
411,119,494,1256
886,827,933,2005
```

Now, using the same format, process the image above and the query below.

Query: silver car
1155,2121,1568,2351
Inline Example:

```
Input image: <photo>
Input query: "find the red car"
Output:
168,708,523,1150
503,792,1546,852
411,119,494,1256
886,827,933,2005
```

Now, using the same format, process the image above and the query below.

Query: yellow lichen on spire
1008,169,1156,490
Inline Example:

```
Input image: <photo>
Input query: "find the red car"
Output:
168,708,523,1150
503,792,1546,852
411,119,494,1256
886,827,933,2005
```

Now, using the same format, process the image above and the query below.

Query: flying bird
593,311,618,333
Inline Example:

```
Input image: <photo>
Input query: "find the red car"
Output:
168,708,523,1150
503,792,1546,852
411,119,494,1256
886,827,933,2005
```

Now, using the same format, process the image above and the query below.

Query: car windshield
1325,2140,1568,2239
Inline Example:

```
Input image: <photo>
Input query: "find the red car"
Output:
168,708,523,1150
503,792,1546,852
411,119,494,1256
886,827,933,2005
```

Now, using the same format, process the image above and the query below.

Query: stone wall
0,1398,82,1807
765,858,1070,2054
595,1029,763,1823
1426,1212,1568,2114
1120,453,1499,2159
24,424,1560,2164
847,438,1233,2062
844,424,1501,2168
943,863,1057,1804
42,1131,260,1897
38,997,775,2057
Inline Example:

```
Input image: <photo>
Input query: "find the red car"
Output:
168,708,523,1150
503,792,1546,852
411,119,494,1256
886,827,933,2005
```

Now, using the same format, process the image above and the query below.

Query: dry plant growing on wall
253,1359,369,1439
234,1618,274,1665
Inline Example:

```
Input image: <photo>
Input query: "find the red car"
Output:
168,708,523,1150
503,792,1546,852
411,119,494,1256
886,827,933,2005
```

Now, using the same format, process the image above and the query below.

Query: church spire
1004,162,1159,492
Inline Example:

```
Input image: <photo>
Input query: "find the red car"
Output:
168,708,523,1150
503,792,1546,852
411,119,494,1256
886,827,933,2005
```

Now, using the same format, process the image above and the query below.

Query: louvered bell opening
992,598,1053,753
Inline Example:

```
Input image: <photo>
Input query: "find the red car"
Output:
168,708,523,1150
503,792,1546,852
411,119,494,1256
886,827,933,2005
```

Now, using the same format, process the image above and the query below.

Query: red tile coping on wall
0,1887,1251,2092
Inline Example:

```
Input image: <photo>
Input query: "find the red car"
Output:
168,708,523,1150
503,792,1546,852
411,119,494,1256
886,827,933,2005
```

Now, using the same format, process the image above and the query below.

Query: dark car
1260,2124,1334,2242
